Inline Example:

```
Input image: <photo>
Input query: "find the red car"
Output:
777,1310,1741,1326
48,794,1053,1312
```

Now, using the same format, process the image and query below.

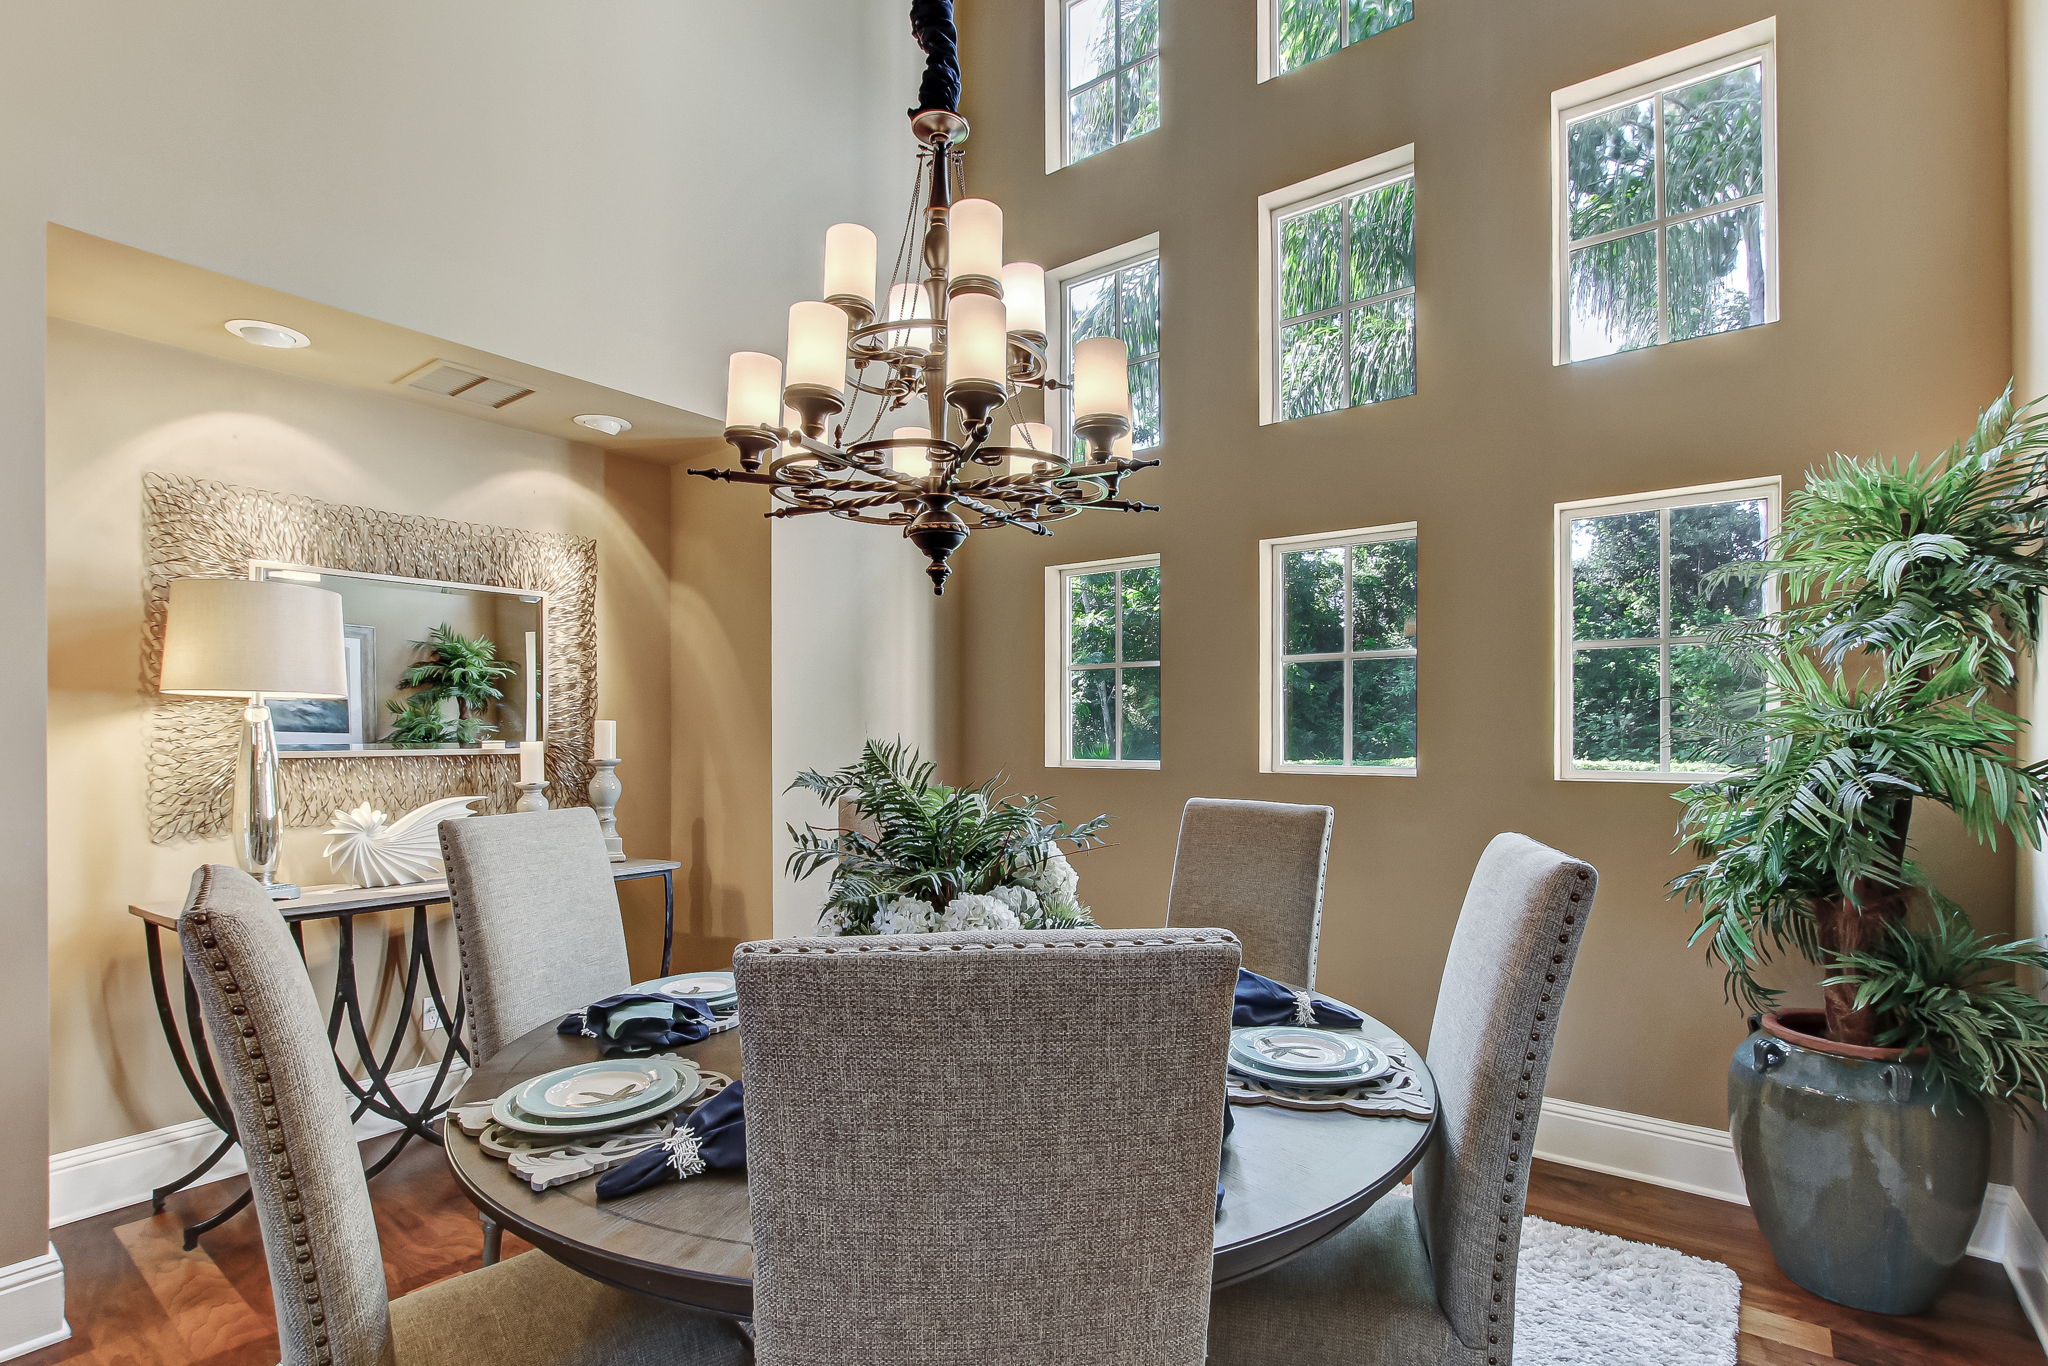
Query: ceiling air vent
399,360,535,409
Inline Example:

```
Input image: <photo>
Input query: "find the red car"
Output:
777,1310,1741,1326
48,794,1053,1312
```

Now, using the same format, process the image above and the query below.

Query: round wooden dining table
447,1006,1438,1319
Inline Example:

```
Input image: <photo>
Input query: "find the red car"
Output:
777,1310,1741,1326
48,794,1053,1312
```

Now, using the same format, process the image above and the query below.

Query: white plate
645,971,736,1002
492,1063,702,1135
1231,1026,1375,1075
512,1057,688,1120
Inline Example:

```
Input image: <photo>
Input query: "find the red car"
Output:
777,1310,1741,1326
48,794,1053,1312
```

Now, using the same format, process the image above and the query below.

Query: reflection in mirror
253,563,545,755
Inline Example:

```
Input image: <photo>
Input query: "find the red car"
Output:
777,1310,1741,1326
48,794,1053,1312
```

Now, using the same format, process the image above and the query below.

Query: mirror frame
144,472,597,843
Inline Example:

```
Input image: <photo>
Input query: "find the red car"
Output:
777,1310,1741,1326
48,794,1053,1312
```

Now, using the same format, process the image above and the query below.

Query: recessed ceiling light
573,413,632,436
225,318,311,349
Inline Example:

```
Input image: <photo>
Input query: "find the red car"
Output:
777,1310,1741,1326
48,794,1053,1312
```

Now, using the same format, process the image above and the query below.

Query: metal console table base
131,857,680,1247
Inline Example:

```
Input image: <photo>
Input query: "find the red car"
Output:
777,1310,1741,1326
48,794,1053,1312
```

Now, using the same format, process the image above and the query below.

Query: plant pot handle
1753,1038,1788,1071
1882,1063,1913,1104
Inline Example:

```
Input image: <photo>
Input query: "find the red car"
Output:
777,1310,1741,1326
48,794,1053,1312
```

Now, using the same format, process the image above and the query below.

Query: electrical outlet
421,1000,445,1032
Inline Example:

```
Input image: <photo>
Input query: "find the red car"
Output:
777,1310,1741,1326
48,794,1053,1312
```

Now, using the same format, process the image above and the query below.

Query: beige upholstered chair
1164,797,1334,986
734,928,1241,1366
1205,833,1599,1366
440,807,633,1065
176,864,751,1366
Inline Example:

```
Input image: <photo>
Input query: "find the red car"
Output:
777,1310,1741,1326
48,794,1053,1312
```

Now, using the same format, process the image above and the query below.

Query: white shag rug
1515,1217,1742,1366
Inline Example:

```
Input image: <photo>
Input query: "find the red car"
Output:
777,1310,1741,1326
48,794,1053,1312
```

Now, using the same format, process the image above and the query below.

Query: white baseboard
49,1061,466,1226
1536,1095,2047,1353
0,1246,67,1363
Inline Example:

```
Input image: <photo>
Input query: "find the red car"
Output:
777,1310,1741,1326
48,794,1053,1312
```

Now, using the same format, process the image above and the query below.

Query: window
1258,147,1415,425
1556,479,1778,781
1553,22,1777,363
1260,524,1417,775
1054,241,1162,454
1046,555,1162,768
1056,0,1160,167
1266,0,1412,78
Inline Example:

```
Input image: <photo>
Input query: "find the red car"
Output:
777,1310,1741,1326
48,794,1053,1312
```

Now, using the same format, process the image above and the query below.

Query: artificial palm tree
396,623,515,742
1672,387,2048,1106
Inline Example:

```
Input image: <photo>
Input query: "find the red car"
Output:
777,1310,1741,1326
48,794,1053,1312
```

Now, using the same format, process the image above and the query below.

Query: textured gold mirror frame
142,472,598,843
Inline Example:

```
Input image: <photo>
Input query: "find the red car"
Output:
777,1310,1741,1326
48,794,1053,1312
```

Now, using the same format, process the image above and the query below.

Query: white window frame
1048,234,1162,457
1045,0,1161,172
1259,522,1418,777
1256,0,1414,84
1045,552,1163,770
1554,477,1780,783
1257,145,1415,426
1550,19,1779,366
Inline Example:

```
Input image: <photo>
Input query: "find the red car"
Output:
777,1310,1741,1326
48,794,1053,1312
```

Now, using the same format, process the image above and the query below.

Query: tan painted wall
2012,0,2048,1226
44,318,685,1154
949,0,2015,1131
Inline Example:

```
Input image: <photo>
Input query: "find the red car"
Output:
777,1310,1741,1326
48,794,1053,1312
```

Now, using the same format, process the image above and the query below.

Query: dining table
448,994,1439,1318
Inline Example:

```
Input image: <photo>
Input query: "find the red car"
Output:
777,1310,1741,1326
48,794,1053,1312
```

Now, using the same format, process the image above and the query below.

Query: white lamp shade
785,301,850,393
823,223,878,305
160,577,347,699
1073,336,1132,420
1001,263,1047,336
946,292,1009,388
725,351,782,427
1006,421,1054,475
890,425,933,474
949,199,1004,281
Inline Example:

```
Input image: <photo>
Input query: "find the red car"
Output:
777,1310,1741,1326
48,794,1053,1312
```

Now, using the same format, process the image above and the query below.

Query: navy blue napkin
559,992,715,1057
1232,968,1365,1030
1217,1104,1234,1217
597,1080,747,1199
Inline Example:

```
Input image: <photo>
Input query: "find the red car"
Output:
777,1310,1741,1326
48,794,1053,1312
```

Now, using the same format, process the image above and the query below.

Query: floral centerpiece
786,739,1108,935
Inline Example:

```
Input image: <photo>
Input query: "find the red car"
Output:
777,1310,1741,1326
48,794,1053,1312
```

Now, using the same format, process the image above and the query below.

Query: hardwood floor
23,1150,2042,1364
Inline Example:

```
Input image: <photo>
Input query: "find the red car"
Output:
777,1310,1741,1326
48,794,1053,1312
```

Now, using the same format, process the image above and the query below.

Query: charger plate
452,1065,735,1190
1226,1040,1434,1120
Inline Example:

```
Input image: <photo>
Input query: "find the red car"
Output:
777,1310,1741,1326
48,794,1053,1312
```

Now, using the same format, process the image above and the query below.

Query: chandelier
687,0,1156,594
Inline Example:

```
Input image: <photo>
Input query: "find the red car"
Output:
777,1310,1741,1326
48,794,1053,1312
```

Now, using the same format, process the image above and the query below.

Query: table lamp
160,577,347,899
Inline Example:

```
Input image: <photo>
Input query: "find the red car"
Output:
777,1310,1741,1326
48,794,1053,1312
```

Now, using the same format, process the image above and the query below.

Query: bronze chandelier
687,0,1157,594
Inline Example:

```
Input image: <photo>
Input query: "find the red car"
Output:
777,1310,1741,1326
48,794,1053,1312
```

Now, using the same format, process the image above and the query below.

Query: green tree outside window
1065,561,1162,763
1276,531,1417,771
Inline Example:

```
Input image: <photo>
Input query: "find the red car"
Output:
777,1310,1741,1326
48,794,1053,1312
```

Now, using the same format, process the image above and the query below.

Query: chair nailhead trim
184,874,343,1366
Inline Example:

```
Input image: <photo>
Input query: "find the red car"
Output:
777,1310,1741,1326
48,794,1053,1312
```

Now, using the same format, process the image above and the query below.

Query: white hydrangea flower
814,904,854,937
874,895,944,935
940,894,1022,933
1018,848,1080,904
988,884,1040,919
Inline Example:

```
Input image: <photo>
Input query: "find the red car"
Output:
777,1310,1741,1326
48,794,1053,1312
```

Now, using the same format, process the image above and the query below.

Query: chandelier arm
951,493,1054,535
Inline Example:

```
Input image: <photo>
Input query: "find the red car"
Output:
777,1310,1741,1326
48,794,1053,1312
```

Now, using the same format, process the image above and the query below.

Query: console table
129,857,680,1246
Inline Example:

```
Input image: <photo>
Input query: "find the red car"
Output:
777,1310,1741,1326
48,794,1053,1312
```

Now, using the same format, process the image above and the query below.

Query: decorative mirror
250,564,548,756
143,472,596,842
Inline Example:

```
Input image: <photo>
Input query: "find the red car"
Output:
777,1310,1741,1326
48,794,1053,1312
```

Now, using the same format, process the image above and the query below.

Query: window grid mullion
1111,568,1126,761
1340,548,1355,767
1658,506,1673,772
1565,193,1765,252
1653,96,1670,347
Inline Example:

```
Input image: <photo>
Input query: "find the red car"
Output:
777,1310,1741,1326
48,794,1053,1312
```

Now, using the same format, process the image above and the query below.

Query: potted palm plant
1673,389,2048,1313
391,623,516,746
787,739,1108,935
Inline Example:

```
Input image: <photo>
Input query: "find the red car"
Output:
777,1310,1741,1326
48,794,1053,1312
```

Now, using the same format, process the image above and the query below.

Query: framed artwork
273,624,375,749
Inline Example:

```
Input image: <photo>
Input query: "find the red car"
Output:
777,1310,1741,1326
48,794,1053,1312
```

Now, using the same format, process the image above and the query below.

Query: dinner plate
492,1061,702,1135
1227,1051,1392,1090
1231,1026,1377,1075
512,1057,689,1120
641,971,737,1010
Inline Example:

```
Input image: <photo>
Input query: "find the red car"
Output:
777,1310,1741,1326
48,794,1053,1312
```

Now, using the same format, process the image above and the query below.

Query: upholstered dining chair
1204,832,1598,1366
441,806,633,1262
1164,797,1334,987
440,806,633,1063
176,864,751,1366
734,928,1242,1366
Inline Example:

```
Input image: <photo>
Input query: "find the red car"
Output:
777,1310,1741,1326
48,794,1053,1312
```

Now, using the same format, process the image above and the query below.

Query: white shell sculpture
323,795,483,888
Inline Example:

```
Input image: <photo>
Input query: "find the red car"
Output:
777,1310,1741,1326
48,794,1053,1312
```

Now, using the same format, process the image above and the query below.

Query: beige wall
2013,0,2048,1227
44,318,690,1154
950,0,2014,1131
0,0,921,1258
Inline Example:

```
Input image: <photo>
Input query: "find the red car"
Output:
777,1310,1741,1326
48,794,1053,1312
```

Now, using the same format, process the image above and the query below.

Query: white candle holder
514,780,550,813
589,757,626,862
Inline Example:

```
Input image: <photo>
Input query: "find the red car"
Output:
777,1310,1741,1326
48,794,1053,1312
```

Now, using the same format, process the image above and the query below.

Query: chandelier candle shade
685,0,1157,594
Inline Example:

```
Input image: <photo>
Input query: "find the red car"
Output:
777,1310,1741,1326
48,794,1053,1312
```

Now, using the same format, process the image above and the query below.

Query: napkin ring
662,1124,708,1179
1292,990,1318,1026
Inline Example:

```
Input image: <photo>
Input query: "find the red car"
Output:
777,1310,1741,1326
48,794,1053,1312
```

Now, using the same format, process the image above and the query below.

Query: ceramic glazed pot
1728,1009,1989,1315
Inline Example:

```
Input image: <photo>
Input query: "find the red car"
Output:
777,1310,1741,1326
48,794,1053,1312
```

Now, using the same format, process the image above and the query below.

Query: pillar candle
594,720,617,762
519,740,545,785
